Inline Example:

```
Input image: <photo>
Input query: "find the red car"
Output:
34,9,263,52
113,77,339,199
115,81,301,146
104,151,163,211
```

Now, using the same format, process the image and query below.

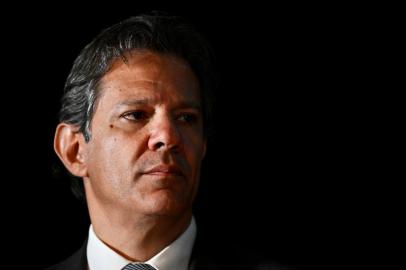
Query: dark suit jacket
45,236,296,270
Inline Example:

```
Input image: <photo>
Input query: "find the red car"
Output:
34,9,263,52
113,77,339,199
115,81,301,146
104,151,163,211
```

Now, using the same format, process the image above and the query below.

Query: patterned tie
121,263,158,270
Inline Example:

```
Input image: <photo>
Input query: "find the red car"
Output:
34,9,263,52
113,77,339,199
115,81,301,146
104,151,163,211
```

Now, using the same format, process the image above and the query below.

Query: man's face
82,51,206,218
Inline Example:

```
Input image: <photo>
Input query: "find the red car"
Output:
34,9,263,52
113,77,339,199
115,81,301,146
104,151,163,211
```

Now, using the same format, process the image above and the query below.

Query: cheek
87,135,128,177
181,125,204,153
87,136,137,197
184,139,205,171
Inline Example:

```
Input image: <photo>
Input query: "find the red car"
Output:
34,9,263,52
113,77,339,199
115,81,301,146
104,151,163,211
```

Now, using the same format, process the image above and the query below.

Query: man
47,13,285,270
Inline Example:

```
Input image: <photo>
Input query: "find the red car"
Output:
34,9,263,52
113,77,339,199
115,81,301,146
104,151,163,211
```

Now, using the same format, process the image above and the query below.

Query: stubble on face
82,51,206,220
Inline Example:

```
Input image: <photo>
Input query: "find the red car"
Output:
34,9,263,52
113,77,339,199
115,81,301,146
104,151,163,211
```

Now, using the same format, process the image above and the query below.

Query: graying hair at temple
58,13,217,200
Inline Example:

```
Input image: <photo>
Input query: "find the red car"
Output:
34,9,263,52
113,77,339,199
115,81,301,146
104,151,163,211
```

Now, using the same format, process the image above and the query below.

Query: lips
143,164,184,177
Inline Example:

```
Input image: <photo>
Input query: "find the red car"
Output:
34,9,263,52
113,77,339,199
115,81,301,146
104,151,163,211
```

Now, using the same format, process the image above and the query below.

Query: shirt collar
87,217,197,270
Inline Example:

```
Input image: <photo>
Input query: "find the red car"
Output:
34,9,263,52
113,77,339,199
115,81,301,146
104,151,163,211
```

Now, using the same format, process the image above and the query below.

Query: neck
87,202,192,262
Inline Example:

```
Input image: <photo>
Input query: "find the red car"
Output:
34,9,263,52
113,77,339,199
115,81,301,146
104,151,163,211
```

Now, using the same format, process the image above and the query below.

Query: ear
54,123,88,178
201,139,207,160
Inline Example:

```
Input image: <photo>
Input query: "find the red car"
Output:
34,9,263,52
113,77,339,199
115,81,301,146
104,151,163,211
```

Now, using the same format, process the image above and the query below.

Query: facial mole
110,124,114,128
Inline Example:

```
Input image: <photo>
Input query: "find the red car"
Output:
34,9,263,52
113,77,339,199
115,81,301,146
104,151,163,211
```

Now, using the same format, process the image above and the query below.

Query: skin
54,50,206,261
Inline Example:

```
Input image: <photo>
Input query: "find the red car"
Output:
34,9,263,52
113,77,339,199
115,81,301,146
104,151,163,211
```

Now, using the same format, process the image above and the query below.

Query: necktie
121,263,158,270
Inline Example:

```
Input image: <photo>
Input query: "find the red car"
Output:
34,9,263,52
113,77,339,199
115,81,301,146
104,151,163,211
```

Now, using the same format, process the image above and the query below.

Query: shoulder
205,252,298,270
190,251,298,270
190,234,298,270
44,243,87,270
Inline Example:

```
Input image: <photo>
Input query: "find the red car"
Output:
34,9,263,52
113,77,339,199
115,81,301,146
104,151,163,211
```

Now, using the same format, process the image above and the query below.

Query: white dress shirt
87,217,197,270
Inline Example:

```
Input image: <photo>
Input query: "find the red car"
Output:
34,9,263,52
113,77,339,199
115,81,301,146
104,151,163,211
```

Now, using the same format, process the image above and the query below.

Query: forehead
98,51,201,104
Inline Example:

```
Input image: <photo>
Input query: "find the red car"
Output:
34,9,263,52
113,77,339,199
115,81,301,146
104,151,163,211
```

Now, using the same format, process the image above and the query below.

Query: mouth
143,164,184,177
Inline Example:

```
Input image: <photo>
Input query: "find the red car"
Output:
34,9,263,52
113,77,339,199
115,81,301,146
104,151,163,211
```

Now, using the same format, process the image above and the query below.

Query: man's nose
148,115,182,152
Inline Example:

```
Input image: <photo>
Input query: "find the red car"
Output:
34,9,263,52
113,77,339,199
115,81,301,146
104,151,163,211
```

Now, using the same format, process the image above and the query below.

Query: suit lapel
188,233,221,270
45,241,87,270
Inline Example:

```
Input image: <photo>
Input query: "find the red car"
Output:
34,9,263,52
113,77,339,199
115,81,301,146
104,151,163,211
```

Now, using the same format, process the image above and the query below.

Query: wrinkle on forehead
94,50,201,114
108,50,192,76
99,50,199,95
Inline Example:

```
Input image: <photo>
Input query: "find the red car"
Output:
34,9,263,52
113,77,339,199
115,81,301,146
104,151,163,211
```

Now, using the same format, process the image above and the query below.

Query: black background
1,4,387,270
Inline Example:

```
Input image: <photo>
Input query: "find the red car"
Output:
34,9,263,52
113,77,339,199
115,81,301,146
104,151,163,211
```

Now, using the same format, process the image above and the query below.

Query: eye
177,113,198,124
122,111,149,121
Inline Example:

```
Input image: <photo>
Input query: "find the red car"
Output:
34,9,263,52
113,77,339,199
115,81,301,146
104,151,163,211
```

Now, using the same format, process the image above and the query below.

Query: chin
141,189,191,217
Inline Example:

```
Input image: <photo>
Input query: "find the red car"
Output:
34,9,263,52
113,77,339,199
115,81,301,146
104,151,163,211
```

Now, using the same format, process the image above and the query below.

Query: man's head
59,14,214,142
53,14,215,218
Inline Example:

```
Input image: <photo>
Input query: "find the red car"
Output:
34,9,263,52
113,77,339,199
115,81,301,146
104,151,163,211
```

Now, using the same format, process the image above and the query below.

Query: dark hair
59,13,216,200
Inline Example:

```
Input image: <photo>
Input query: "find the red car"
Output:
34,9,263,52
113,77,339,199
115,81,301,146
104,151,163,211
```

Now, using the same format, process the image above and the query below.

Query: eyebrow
116,98,202,111
118,99,150,107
